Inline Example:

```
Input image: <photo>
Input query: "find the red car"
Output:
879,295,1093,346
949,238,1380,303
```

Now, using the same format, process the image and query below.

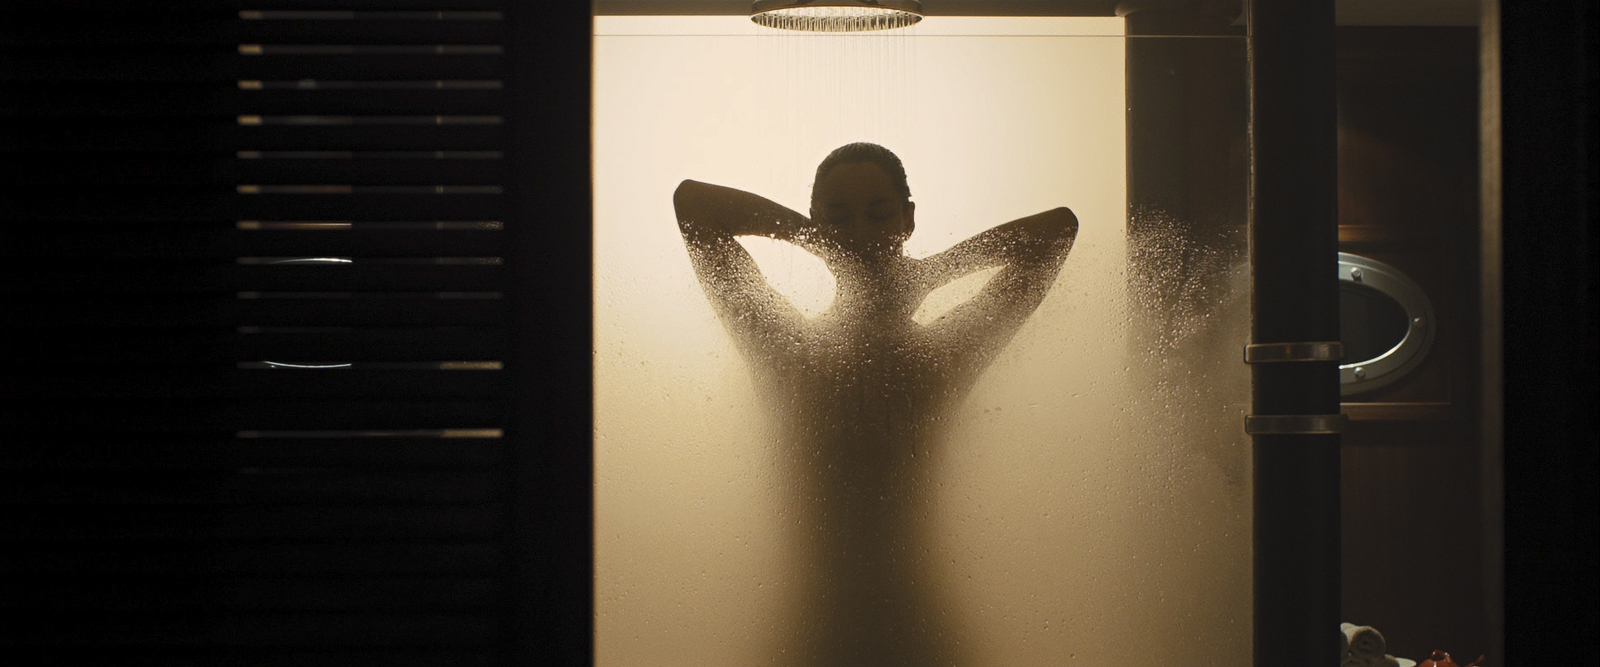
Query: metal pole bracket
1244,413,1348,435
1244,341,1345,363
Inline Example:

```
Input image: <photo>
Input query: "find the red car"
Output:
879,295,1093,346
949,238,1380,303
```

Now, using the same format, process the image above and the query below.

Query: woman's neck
829,253,922,324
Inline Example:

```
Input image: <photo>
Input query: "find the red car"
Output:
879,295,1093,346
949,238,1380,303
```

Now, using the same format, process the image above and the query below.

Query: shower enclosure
591,3,1335,666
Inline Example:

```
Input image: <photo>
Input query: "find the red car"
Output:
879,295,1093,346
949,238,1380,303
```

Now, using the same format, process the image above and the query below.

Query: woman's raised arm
920,207,1078,287
675,180,809,240
918,207,1078,374
673,180,815,358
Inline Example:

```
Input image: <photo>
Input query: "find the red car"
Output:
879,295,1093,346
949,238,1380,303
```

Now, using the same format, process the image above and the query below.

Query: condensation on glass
594,15,1251,667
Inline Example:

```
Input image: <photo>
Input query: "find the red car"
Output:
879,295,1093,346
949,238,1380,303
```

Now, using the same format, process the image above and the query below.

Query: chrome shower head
751,0,923,32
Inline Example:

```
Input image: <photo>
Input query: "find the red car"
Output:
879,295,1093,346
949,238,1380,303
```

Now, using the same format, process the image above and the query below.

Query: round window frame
1337,252,1436,396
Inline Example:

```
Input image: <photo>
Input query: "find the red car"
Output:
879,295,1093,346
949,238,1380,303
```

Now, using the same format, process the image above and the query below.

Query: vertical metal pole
1247,1,1342,666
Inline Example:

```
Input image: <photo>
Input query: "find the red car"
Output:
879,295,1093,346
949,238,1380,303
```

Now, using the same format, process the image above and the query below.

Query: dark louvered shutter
2,3,591,664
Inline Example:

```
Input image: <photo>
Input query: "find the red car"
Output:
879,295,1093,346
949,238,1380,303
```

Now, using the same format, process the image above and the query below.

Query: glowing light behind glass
594,15,1250,667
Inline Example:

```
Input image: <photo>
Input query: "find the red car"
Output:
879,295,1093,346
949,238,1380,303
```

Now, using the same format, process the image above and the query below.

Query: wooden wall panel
1335,26,1489,662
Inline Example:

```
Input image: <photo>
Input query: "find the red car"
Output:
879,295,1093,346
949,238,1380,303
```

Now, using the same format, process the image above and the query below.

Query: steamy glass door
593,14,1251,667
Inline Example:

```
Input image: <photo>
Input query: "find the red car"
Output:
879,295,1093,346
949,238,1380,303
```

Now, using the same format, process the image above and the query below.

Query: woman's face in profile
811,161,915,254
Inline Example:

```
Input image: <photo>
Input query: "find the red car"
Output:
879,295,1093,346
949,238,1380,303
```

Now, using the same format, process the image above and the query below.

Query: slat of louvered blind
0,3,523,663
2,327,508,364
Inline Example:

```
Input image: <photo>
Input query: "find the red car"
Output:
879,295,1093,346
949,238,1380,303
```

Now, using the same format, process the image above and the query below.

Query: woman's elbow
674,180,707,226
1047,207,1079,234
674,179,701,209
1037,207,1078,248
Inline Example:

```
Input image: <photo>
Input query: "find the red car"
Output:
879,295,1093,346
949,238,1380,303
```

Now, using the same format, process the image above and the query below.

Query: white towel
1341,623,1388,666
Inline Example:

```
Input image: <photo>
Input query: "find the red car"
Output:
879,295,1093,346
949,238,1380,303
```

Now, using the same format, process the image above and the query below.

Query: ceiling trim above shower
593,0,1123,17
595,0,1484,25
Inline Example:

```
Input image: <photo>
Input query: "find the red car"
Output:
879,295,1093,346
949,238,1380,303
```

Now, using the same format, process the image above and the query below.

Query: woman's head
812,142,912,203
810,143,915,254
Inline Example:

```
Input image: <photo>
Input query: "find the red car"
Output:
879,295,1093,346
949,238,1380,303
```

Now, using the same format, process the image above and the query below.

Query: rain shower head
751,0,923,32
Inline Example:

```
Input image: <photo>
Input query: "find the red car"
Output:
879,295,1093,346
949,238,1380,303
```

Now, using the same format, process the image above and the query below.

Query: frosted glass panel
595,16,1251,667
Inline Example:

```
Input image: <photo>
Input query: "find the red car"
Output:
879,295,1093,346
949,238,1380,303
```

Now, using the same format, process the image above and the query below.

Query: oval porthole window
1338,252,1436,395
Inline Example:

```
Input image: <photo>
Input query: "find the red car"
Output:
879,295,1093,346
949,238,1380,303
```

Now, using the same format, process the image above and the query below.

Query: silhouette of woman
675,143,1077,666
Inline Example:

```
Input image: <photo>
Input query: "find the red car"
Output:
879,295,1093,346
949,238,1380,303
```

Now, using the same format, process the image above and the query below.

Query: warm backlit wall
594,15,1250,666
